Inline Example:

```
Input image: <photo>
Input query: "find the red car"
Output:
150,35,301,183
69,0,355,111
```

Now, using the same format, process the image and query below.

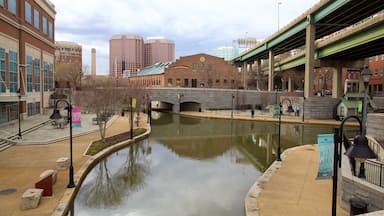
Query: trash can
350,198,368,215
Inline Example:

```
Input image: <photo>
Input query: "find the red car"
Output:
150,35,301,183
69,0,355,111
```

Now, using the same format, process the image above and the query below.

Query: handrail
366,135,383,162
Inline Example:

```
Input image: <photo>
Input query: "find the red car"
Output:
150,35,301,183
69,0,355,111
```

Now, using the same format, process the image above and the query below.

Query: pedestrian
251,109,255,118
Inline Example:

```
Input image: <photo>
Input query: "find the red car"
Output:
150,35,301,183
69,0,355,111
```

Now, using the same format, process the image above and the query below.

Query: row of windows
369,54,384,62
167,78,235,88
191,63,213,71
24,1,53,39
0,48,18,93
57,47,82,52
0,48,54,94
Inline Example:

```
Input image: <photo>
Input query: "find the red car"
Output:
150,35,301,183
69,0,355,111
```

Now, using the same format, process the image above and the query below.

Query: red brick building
128,54,240,89
368,54,384,95
0,0,55,124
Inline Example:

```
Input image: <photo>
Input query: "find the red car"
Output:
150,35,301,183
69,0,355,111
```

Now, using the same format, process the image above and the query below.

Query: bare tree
55,63,82,89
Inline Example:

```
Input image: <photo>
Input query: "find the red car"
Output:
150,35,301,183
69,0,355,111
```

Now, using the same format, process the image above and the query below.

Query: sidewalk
0,114,148,216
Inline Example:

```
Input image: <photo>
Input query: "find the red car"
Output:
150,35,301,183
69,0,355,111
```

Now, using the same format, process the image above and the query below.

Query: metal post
302,96,305,123
130,97,133,139
331,127,340,216
277,103,282,161
231,93,234,119
362,82,368,136
68,104,75,188
18,90,22,139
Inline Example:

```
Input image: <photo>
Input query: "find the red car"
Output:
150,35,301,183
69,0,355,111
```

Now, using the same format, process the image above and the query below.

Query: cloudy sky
51,0,319,75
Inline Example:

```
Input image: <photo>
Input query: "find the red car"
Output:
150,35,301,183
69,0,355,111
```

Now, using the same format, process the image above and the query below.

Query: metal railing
367,135,383,162
365,159,384,188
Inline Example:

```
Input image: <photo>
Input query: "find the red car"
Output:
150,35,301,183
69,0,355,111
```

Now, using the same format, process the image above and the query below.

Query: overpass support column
243,62,248,89
256,60,261,90
332,66,342,98
304,22,315,98
288,77,293,92
268,49,274,91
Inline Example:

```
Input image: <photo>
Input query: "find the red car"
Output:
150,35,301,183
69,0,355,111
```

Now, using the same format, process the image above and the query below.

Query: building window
167,78,172,87
176,79,180,87
26,56,33,92
43,61,48,91
216,79,220,87
9,51,18,93
192,63,197,71
27,102,40,116
34,59,40,92
49,63,53,90
42,16,47,34
48,22,53,38
184,79,189,87
34,9,40,29
191,79,197,88
0,0,4,7
0,48,5,93
25,2,32,23
375,55,379,61
8,0,16,14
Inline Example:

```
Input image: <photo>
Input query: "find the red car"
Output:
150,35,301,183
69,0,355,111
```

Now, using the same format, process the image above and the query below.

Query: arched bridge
147,88,282,113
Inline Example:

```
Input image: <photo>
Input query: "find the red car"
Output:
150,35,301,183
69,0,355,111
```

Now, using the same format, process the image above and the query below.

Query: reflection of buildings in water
159,137,233,160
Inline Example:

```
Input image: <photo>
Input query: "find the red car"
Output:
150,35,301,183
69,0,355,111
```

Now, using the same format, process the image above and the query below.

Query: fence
365,159,384,188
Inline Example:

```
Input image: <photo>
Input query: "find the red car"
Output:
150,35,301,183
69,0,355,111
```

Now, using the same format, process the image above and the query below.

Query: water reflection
74,112,338,216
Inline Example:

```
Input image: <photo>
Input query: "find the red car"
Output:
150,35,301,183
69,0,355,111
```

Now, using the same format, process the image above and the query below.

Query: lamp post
231,93,235,119
277,2,282,31
17,88,22,139
50,99,75,188
360,65,371,136
130,97,133,139
277,98,294,161
177,92,184,112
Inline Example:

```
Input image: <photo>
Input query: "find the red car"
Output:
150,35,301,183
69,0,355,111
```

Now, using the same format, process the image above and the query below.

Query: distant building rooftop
132,62,172,77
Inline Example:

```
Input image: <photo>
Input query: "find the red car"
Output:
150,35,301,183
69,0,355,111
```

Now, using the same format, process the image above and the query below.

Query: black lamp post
17,88,22,139
231,93,235,119
50,99,75,188
277,98,294,161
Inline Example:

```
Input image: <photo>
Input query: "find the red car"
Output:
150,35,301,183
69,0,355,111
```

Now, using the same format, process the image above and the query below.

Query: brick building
55,41,82,66
129,53,240,89
368,54,384,95
0,0,55,124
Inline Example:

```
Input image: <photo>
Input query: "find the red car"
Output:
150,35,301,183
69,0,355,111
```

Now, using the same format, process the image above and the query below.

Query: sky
51,0,320,75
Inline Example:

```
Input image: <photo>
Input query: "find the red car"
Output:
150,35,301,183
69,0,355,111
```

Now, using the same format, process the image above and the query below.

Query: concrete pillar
243,62,248,89
256,60,262,90
332,66,342,98
91,48,96,76
304,22,315,98
268,49,274,91
288,76,293,92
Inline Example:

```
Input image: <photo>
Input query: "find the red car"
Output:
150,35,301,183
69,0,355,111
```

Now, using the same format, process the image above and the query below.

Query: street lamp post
50,99,75,188
231,93,235,119
17,88,22,139
277,2,282,31
360,65,372,136
277,98,294,161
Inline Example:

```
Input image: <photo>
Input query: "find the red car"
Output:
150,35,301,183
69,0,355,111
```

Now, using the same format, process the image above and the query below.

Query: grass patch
86,128,147,156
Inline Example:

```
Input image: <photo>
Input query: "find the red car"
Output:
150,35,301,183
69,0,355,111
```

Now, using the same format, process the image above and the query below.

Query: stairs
0,120,52,152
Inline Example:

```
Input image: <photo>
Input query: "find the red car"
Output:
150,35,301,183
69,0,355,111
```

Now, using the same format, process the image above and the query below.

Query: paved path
0,113,148,216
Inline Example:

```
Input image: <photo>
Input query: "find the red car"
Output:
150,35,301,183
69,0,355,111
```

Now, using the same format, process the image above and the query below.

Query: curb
244,144,315,216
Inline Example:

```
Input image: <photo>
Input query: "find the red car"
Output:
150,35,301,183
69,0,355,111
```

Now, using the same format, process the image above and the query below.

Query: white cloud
51,0,319,74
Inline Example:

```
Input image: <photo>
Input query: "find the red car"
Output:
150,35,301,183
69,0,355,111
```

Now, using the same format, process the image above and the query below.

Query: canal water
74,113,336,216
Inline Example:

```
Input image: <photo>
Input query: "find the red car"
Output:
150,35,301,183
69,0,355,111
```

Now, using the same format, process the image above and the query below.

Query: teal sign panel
317,134,334,179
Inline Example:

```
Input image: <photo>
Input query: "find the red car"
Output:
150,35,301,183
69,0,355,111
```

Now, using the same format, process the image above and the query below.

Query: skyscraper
144,37,175,67
109,35,144,78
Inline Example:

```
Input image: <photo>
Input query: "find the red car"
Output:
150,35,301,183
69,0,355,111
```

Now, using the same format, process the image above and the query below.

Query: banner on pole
72,106,81,128
132,98,137,109
317,134,334,179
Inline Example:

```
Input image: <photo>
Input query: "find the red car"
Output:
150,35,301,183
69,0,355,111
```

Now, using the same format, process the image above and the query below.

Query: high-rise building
109,35,144,78
211,46,239,61
0,0,56,123
144,37,175,67
55,41,82,66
